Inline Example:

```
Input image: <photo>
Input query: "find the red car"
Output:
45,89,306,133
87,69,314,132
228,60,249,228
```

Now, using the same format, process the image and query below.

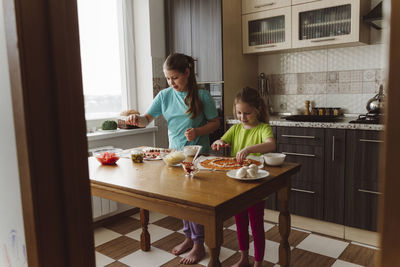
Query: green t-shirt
221,123,274,157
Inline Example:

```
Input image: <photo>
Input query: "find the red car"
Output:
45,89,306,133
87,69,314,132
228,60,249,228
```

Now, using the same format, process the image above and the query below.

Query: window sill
87,126,158,142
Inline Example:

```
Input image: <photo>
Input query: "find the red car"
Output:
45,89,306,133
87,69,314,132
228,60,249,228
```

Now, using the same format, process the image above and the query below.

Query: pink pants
234,200,265,262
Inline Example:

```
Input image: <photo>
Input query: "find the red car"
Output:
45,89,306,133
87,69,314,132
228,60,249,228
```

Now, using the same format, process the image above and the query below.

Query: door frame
3,0,95,266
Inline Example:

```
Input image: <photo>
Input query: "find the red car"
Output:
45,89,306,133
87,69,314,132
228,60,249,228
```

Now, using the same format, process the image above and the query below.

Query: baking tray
282,115,342,122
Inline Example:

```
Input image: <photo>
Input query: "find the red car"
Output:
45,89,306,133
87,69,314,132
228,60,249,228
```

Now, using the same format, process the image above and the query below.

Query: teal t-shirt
146,87,218,153
221,123,274,157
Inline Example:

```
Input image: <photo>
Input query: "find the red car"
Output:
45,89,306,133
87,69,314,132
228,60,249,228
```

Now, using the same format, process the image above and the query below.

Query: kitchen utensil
366,85,385,113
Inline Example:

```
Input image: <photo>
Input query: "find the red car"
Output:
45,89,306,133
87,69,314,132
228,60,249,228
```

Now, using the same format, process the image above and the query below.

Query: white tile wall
259,44,386,114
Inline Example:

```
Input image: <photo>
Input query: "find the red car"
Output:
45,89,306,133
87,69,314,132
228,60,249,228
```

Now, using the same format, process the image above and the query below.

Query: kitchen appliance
366,85,385,114
258,73,273,114
349,113,383,124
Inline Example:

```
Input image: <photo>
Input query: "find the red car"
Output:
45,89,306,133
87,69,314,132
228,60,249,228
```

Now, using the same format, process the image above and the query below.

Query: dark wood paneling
324,129,345,224
277,127,324,146
4,0,95,265
345,130,382,231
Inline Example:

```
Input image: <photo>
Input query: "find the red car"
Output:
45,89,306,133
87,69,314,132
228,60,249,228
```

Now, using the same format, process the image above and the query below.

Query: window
77,0,136,120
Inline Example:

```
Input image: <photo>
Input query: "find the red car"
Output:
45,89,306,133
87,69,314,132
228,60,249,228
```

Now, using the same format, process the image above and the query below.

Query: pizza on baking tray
199,157,262,170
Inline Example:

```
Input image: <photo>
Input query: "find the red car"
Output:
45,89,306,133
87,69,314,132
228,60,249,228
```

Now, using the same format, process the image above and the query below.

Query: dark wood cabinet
276,127,324,220
345,130,382,231
324,129,346,224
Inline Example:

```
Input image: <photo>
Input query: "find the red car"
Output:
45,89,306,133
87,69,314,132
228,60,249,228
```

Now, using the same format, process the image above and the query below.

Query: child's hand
211,140,229,151
236,148,250,163
185,128,197,141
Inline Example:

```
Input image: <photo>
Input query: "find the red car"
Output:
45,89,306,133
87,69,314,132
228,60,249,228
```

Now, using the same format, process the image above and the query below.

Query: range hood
363,1,383,30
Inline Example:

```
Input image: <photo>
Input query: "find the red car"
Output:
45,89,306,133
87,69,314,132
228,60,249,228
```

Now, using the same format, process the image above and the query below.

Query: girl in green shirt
211,87,276,267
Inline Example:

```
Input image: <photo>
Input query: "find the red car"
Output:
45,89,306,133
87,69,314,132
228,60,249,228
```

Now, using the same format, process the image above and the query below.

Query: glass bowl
93,148,123,165
181,161,199,178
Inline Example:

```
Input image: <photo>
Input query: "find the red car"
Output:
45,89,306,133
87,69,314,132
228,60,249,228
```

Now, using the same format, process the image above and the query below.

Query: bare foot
171,238,193,255
180,243,206,265
253,261,263,267
231,250,249,267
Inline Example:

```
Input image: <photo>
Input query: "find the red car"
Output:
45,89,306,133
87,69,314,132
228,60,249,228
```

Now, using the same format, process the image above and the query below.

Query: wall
258,0,386,115
0,3,27,266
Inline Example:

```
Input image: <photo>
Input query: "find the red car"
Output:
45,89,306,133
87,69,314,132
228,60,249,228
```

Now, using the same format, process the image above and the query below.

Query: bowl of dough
263,153,286,166
162,150,186,166
236,164,259,179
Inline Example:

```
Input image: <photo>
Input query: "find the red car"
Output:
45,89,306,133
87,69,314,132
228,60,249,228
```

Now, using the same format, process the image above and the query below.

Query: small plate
226,169,270,181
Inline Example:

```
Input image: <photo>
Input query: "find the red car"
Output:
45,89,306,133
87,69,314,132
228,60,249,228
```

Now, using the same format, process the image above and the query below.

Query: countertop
225,116,384,131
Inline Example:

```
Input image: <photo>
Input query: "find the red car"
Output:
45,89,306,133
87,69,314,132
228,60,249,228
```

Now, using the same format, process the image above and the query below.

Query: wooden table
89,157,300,267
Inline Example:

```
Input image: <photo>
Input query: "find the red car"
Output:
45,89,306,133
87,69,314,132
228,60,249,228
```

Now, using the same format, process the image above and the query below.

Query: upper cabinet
242,0,291,14
242,7,292,53
242,0,371,54
292,0,370,49
166,0,222,83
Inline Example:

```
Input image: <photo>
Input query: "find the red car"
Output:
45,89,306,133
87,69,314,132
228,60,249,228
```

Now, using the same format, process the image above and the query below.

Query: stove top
349,113,383,124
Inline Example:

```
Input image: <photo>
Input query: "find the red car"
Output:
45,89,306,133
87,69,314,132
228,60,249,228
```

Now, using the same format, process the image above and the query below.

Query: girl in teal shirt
126,53,219,264
211,87,276,267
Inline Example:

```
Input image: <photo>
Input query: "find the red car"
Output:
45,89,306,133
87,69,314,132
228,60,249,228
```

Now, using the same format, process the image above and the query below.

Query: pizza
199,157,262,170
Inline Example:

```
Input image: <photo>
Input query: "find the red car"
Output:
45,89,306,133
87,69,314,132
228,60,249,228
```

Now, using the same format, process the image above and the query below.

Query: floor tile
249,240,280,264
131,211,168,223
103,217,141,235
94,227,122,247
266,226,309,247
290,248,336,267
153,216,183,231
223,217,235,228
152,232,186,252
296,233,349,258
96,236,140,260
104,261,129,267
339,243,377,267
222,228,253,251
119,246,175,267
332,259,364,267
228,222,275,235
95,252,114,267
187,246,235,266
222,252,275,267
125,223,174,243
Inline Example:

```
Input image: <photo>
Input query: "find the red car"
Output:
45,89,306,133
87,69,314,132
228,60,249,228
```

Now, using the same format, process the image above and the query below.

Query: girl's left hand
236,148,250,163
185,128,197,141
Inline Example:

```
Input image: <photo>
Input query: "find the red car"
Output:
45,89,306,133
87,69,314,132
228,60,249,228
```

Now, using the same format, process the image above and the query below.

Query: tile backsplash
259,44,387,115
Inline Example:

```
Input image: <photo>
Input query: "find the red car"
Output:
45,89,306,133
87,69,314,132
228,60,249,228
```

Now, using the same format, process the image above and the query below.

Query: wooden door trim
379,1,400,266
3,0,95,266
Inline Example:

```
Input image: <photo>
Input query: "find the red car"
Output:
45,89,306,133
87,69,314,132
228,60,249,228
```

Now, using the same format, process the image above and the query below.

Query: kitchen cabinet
345,130,382,231
242,7,292,54
242,0,291,14
292,0,370,49
324,129,346,224
242,0,371,54
277,127,325,220
166,0,222,83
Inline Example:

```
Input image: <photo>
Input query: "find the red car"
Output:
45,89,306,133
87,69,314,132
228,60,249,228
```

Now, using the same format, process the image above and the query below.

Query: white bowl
183,145,202,156
263,153,286,166
162,150,186,166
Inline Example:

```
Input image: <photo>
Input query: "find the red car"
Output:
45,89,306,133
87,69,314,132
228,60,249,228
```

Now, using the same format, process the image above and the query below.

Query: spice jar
318,108,325,116
131,149,144,163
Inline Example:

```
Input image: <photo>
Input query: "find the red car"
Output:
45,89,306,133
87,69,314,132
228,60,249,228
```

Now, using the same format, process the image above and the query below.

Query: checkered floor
94,211,378,267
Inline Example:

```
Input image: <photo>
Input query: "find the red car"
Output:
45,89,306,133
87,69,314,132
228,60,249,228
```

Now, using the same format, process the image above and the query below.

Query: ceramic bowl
263,153,286,166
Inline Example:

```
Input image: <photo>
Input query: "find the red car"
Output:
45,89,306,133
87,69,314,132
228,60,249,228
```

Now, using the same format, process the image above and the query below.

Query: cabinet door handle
359,139,383,143
358,189,382,195
332,135,335,162
193,58,198,77
281,134,316,139
311,37,336,43
255,44,277,49
291,188,316,194
254,2,275,8
282,152,316,157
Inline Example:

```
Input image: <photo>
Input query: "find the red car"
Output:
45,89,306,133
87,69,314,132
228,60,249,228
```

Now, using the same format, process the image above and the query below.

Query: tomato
96,152,120,165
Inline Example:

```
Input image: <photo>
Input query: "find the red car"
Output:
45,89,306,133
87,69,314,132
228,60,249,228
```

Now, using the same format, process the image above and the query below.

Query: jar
131,149,144,163
318,108,325,116
311,108,318,116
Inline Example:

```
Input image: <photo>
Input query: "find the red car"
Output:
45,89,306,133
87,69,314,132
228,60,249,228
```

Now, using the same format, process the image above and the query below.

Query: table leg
140,209,150,251
278,184,291,267
204,219,223,267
